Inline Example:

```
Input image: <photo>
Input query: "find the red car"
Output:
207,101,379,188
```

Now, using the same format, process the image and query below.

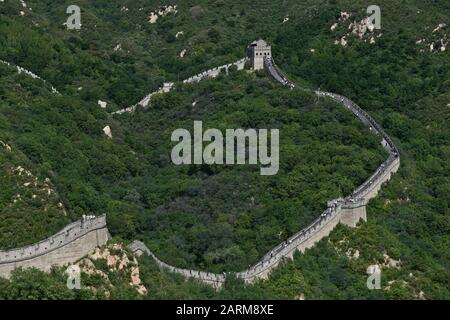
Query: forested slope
0,0,448,299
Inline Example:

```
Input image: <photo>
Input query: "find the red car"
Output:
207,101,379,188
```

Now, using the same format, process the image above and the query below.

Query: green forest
0,0,448,299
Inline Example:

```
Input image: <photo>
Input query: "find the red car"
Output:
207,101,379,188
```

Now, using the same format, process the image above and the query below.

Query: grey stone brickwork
127,40,401,289
0,215,109,278
247,39,272,70
1,40,400,288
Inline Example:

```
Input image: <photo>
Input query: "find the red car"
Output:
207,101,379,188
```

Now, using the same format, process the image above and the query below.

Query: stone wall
248,40,272,70
182,58,247,84
0,215,109,278
0,42,401,287
113,58,247,115
127,199,367,288
127,50,401,289
129,240,225,290
0,59,59,94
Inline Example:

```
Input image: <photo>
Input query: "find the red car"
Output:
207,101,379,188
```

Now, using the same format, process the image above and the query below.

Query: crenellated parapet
0,41,401,286
183,58,247,84
128,197,363,286
0,215,109,278
128,42,401,288
113,58,248,115
129,240,225,289
0,59,59,94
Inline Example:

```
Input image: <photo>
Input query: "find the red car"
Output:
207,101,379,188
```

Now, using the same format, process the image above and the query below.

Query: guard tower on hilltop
247,39,272,70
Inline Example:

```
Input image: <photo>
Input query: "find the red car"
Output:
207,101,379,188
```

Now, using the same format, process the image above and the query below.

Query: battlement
126,41,401,288
247,39,272,70
13,40,399,288
113,58,248,115
0,215,109,278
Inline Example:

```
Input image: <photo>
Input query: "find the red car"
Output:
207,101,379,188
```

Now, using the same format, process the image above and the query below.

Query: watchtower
247,39,272,70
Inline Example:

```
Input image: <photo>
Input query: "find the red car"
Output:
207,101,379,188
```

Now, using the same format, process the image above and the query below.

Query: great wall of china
112,58,247,115
0,59,59,94
0,41,399,288
126,41,400,289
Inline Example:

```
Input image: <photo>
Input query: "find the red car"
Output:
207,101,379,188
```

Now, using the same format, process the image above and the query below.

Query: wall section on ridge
0,216,109,279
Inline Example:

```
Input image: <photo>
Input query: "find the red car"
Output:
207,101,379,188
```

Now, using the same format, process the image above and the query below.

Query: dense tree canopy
0,0,448,299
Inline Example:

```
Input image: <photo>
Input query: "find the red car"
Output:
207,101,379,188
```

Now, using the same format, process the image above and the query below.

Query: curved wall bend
0,50,400,287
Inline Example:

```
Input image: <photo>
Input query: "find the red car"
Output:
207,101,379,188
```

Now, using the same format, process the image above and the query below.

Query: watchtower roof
250,39,269,47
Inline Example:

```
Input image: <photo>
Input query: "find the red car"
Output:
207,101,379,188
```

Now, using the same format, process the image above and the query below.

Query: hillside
0,0,448,300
